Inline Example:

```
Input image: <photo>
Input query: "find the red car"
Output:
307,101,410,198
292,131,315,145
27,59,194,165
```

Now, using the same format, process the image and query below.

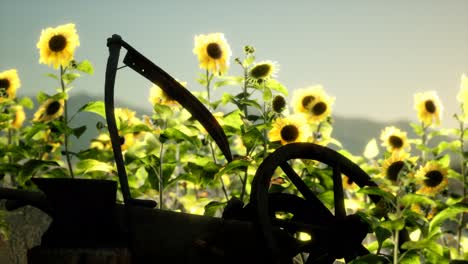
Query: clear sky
2,0,467,127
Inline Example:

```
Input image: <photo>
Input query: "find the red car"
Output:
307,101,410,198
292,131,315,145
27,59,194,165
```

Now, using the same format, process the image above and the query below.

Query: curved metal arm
104,34,233,207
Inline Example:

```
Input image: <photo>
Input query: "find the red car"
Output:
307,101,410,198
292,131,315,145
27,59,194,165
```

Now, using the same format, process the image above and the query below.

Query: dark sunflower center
250,64,271,79
48,35,67,52
46,101,61,115
272,95,286,113
424,170,443,187
0,79,9,98
206,43,222,59
424,100,436,114
312,102,327,116
0,79,10,89
389,135,404,148
386,161,405,182
281,125,299,142
120,136,125,145
301,95,315,108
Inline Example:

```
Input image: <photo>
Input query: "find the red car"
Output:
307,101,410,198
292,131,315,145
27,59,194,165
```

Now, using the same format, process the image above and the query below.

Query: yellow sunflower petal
33,99,64,122
414,91,443,127
193,33,232,75
380,126,411,153
415,161,448,196
0,69,21,102
37,23,80,69
268,114,310,145
291,85,335,123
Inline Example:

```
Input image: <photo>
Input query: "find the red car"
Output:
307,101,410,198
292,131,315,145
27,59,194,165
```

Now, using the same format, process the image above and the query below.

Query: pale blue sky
2,0,467,127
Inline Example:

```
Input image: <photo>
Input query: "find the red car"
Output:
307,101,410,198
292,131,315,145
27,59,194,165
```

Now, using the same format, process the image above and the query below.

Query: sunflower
11,105,26,129
149,83,181,107
247,61,279,85
342,175,358,190
380,126,411,153
415,161,448,196
268,114,310,145
456,74,468,121
414,91,443,127
90,133,112,150
120,133,135,151
33,99,64,122
115,108,140,125
291,85,335,123
193,33,232,75
0,69,21,102
379,151,412,183
36,23,80,69
272,95,286,113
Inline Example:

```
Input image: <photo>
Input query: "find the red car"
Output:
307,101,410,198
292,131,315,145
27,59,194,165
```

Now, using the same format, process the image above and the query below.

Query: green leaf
317,190,334,208
429,202,468,233
358,186,396,206
153,103,173,119
400,193,437,208
214,159,250,179
18,160,61,185
374,226,392,251
348,254,390,264
62,72,80,85
76,60,94,75
129,166,147,188
52,92,68,100
399,250,421,264
243,55,255,67
78,101,106,119
402,240,443,256
213,76,243,89
18,97,34,109
36,91,50,104
410,122,424,137
204,201,226,217
76,159,115,174
266,79,288,96
381,218,405,231
242,127,263,151
72,125,87,139
160,127,199,146
434,141,461,155
263,86,273,102
45,73,58,80
363,138,379,159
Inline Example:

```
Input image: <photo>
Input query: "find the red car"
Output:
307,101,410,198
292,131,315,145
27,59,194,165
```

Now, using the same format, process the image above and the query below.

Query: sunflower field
0,23,467,263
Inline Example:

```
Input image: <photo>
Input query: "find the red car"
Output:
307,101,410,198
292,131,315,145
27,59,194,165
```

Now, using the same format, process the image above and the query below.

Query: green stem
206,70,212,105
312,121,324,144
262,83,268,158
457,115,466,256
60,66,74,178
421,122,428,164
159,142,164,210
393,230,399,264
239,67,250,203
205,70,229,201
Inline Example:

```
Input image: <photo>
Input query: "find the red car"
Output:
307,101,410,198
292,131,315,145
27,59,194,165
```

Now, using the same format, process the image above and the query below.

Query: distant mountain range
26,93,416,155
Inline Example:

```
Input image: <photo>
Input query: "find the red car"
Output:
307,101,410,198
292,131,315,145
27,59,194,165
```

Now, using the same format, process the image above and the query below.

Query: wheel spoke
280,162,335,222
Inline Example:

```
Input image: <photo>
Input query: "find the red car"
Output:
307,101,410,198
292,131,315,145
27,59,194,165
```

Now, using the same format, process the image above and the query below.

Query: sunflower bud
272,95,286,113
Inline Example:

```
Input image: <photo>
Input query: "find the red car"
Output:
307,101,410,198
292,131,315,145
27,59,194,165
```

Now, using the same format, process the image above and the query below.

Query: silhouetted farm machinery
0,35,405,263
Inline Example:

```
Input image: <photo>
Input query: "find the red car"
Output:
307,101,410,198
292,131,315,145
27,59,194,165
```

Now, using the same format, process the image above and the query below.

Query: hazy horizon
2,0,467,127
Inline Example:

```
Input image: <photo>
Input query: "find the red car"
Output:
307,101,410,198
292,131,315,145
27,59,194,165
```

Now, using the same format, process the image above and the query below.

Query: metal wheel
250,143,382,264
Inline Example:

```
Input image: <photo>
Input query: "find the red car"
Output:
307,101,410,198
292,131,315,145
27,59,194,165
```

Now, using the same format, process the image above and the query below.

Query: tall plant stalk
456,114,466,256
60,66,74,178
205,70,229,201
